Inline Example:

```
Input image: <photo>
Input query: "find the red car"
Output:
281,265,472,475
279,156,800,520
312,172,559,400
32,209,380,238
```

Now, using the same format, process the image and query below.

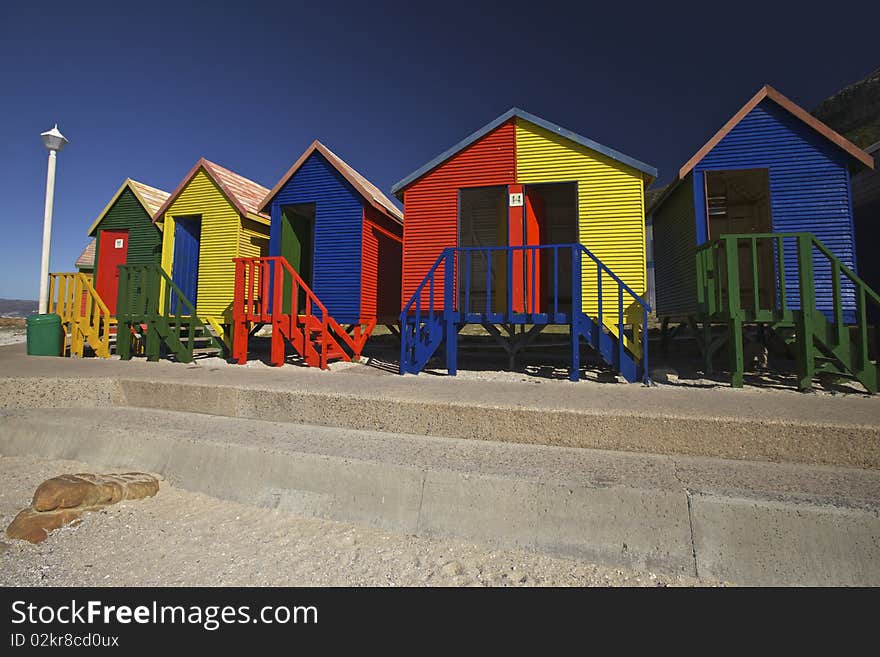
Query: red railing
233,256,375,368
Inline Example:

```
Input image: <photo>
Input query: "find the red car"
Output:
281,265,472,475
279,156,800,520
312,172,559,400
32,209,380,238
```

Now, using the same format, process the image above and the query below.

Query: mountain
813,67,880,148
0,299,37,318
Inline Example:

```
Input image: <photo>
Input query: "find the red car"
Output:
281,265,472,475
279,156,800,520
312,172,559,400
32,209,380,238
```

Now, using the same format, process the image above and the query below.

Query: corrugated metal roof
87,179,170,236
261,141,403,224
391,108,658,198
75,238,95,270
128,180,170,216
152,158,270,223
202,159,270,218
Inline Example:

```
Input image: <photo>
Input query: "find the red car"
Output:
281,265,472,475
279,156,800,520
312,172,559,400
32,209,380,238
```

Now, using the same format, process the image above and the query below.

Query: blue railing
400,244,651,383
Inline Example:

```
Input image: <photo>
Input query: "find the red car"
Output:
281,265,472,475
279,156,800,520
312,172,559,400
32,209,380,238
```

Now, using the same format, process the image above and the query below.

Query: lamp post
37,124,68,315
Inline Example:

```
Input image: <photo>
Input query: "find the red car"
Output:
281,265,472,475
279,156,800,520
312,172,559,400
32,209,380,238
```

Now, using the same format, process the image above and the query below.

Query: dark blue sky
1,0,877,299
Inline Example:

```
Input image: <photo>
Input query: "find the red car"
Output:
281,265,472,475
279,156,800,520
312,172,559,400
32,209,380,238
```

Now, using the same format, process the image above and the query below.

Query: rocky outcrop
813,68,880,148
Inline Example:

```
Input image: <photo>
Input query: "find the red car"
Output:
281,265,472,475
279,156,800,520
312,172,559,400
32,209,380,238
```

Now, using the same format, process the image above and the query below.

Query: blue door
171,216,201,314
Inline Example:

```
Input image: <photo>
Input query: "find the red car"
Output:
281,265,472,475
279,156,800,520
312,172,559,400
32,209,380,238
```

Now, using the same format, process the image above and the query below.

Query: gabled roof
87,179,170,236
75,239,96,270
261,141,403,224
391,107,658,198
152,158,270,224
679,85,874,179
647,85,876,217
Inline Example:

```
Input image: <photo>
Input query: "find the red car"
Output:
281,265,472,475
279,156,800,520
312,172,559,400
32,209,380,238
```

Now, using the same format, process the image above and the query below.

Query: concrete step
0,406,878,585
2,351,880,469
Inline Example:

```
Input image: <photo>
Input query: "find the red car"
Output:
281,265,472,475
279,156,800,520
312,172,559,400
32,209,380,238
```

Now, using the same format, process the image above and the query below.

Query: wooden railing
233,256,374,367
47,272,114,358
116,264,224,362
695,232,879,392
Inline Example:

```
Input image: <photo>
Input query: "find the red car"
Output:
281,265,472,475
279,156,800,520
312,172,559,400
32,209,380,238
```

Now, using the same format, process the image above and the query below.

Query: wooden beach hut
86,179,169,314
232,141,403,367
649,85,878,391
116,159,270,362
392,108,657,382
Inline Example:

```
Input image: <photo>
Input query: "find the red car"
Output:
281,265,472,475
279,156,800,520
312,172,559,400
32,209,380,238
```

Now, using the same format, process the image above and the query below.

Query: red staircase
233,256,376,368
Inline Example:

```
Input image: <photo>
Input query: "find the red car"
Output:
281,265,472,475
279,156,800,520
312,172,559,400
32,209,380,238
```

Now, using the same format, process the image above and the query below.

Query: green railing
116,264,224,363
695,232,879,392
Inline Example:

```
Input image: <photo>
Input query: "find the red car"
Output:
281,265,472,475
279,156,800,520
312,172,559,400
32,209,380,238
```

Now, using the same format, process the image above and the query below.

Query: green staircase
116,264,225,363
695,232,879,393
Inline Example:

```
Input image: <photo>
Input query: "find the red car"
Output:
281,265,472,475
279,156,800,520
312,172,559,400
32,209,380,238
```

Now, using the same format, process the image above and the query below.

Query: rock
649,366,678,383
441,561,465,577
6,472,160,544
32,473,159,512
7,507,84,543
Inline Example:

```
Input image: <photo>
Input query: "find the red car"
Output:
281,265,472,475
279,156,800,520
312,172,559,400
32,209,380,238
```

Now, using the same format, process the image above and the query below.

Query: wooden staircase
116,264,225,363
695,232,879,392
233,256,376,368
47,272,115,358
400,244,651,383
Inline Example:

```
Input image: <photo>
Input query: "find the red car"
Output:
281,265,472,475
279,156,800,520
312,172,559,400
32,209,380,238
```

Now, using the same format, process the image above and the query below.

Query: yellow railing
47,272,115,358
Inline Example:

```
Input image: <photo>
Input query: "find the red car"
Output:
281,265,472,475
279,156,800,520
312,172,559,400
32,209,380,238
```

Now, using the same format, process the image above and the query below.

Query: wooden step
192,347,222,356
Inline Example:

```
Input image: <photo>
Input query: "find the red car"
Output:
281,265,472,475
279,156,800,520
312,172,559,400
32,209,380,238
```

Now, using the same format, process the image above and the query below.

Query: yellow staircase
48,273,115,358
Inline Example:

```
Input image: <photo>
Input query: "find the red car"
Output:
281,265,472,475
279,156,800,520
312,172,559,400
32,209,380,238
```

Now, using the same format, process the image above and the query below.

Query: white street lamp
37,124,68,315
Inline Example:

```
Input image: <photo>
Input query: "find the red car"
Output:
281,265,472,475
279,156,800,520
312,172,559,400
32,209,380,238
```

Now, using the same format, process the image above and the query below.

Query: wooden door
96,229,129,314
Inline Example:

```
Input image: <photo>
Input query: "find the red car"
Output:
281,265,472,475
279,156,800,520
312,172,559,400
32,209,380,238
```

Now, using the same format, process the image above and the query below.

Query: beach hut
232,141,403,367
69,239,97,325
649,85,878,391
86,179,169,314
146,159,270,354
75,239,95,275
392,108,657,382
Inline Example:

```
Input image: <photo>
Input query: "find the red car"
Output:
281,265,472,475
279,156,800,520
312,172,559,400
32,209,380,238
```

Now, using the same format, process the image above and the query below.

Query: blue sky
1,0,877,299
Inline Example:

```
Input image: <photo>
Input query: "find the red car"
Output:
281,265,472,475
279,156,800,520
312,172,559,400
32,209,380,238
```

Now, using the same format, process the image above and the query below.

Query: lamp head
40,124,68,152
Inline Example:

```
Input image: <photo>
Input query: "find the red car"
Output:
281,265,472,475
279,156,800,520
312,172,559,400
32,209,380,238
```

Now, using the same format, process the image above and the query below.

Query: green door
280,204,315,314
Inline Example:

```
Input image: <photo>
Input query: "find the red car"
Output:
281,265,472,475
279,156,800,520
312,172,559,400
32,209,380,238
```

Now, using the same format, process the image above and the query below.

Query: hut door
522,183,578,315
521,188,544,313
96,228,128,315
458,186,508,314
705,169,774,309
171,216,201,314
280,204,315,313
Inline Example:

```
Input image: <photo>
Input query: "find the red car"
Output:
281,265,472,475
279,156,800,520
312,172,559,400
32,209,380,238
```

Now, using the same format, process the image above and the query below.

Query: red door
96,229,129,314
523,189,545,314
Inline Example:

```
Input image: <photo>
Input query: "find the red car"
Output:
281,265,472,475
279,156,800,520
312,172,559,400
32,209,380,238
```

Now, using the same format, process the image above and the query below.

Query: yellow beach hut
151,158,270,348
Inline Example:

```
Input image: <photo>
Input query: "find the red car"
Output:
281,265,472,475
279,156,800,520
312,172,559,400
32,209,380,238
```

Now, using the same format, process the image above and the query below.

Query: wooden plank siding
400,120,516,309
650,173,698,316
267,152,364,324
93,187,162,273
159,169,257,324
514,118,649,323
362,205,402,321
240,217,269,261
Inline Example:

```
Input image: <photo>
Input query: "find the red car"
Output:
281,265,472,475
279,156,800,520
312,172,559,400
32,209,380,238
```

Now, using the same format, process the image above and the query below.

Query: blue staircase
400,244,651,383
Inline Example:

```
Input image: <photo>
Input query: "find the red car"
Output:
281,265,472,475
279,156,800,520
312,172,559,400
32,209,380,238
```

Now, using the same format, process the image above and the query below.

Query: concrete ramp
2,407,878,585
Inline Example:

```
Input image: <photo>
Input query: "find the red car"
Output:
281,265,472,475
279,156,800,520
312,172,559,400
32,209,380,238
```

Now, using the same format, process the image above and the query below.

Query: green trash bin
26,313,63,357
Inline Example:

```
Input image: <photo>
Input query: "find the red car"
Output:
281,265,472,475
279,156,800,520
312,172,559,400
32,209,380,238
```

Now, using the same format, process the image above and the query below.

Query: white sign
114,239,124,249
509,193,523,207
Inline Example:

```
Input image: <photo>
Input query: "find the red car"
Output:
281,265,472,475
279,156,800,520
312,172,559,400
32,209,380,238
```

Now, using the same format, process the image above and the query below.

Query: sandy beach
0,318,26,347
